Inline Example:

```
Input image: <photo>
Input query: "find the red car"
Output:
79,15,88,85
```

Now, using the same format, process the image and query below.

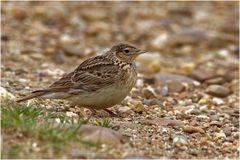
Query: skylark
17,43,146,114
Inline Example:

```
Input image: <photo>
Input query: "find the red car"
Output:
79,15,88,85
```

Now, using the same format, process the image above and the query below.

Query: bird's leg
104,108,118,117
89,108,97,115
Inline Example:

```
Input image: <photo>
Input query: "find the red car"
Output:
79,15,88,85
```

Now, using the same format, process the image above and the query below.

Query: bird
16,43,146,115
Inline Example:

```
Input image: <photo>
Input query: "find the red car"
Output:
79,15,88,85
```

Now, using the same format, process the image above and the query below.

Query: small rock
144,117,184,127
148,60,161,73
59,34,93,57
66,111,78,117
206,85,231,98
79,125,122,147
142,86,157,99
0,87,15,100
150,33,169,50
217,49,229,59
136,52,161,74
222,127,232,137
71,148,96,159
148,98,162,106
156,86,169,96
118,106,131,113
199,95,212,105
183,125,204,133
173,134,188,147
186,108,201,115
212,97,224,105
118,106,134,116
179,62,196,74
210,121,222,127
19,78,28,83
167,27,208,46
43,68,65,77
155,73,198,85
196,115,210,120
214,132,226,139
190,68,214,82
167,81,185,93
205,77,225,85
136,79,144,87
128,100,146,113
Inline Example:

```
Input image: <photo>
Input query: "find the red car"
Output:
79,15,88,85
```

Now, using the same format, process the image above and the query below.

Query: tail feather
16,90,49,103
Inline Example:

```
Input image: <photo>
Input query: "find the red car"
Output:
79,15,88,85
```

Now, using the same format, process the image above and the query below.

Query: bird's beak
137,50,147,54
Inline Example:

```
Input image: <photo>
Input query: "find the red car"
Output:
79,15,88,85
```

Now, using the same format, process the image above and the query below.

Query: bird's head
106,43,146,63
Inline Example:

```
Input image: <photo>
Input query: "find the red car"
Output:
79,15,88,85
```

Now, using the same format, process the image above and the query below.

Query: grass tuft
1,103,93,158
95,118,111,128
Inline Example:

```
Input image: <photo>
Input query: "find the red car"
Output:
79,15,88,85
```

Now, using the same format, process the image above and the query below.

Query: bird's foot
103,108,118,117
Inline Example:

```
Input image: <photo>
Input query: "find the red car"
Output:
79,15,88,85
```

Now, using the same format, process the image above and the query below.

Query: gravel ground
1,1,239,159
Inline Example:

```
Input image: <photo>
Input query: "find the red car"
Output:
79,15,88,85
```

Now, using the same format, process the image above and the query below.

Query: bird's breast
118,64,137,89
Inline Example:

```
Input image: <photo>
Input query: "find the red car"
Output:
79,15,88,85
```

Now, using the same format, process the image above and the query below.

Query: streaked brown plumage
17,43,146,113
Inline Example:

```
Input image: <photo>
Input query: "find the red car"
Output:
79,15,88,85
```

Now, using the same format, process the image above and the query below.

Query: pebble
185,108,201,115
19,78,28,83
79,125,122,147
206,85,231,98
222,127,232,137
136,79,144,87
150,33,169,50
59,34,92,57
205,77,225,85
217,49,229,59
144,117,184,127
167,81,185,93
179,62,196,74
128,100,146,113
155,73,198,85
199,95,212,105
173,134,188,147
148,98,162,106
214,132,226,139
0,87,15,100
136,52,162,74
118,106,134,116
183,125,204,133
66,111,78,117
156,86,169,96
142,86,157,99
190,68,214,82
196,115,210,120
212,97,224,105
210,121,223,127
43,68,65,76
71,148,96,159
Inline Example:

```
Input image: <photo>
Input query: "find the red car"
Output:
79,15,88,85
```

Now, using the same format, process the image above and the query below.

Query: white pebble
199,105,208,112
215,132,226,139
66,111,78,117
173,135,188,146
19,78,28,83
55,118,61,123
136,79,144,87
212,97,224,105
218,49,229,58
0,87,15,100
196,115,210,120
161,128,168,134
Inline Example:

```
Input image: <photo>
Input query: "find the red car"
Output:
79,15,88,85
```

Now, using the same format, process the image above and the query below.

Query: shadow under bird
17,43,146,115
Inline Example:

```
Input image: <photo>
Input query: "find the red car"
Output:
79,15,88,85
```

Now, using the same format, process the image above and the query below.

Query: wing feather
48,55,119,93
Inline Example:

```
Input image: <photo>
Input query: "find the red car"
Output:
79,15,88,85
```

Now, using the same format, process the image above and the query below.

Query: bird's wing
48,55,119,93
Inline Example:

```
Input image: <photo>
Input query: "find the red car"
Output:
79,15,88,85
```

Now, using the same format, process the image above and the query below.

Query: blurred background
1,1,239,159
2,2,239,80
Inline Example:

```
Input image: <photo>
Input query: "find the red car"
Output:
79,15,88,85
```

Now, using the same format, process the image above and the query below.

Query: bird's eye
124,49,130,53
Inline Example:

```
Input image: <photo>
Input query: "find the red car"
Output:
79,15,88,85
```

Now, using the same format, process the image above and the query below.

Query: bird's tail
16,90,49,103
